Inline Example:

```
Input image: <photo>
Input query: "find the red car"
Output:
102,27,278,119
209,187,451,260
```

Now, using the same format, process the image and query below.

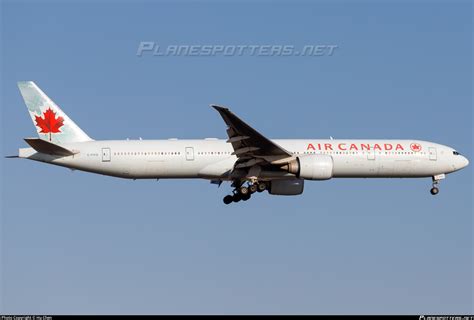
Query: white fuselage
19,139,469,180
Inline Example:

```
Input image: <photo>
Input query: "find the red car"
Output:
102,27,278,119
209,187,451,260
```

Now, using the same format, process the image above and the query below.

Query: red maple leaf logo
35,107,64,140
410,143,422,152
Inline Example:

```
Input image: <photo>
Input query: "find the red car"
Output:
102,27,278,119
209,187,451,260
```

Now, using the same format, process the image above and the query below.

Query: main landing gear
223,182,267,204
430,174,445,196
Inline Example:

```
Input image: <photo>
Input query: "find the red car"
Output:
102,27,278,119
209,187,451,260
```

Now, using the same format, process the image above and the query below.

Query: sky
1,0,472,315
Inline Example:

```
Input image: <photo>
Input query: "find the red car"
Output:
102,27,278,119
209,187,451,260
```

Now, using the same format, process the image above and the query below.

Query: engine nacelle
269,179,304,195
284,155,333,180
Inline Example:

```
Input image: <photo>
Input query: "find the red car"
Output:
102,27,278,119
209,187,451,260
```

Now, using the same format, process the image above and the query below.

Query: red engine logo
410,143,422,152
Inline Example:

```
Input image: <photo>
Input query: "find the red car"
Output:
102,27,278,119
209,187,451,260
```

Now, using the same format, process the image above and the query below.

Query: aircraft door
429,147,437,161
367,149,375,160
102,148,111,162
185,147,194,161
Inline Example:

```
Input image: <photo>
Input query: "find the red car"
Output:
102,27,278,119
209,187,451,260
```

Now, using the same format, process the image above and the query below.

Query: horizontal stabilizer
24,138,77,156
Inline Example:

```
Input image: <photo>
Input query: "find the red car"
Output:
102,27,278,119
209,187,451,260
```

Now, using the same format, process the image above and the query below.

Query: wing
212,105,292,169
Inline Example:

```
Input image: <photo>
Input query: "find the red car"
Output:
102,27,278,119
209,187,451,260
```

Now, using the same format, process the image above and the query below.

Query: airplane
10,81,469,204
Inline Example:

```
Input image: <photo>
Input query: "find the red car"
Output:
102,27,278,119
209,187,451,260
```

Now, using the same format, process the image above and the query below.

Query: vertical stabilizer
18,81,93,143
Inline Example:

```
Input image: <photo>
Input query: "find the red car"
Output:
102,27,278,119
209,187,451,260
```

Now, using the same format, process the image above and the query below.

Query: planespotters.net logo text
136,42,339,57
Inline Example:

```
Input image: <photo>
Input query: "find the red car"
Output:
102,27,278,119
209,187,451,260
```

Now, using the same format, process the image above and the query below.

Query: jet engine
269,179,304,195
282,154,333,180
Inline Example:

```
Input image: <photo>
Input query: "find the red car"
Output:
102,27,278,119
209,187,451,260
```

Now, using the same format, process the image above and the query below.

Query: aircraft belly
141,159,200,178
198,158,235,179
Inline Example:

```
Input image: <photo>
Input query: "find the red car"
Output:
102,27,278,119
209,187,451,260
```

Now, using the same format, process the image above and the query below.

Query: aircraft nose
461,156,469,168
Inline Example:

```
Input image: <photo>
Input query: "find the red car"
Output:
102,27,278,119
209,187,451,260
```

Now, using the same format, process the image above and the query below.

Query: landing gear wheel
430,187,439,195
223,195,233,204
430,175,444,196
232,193,242,202
257,183,266,193
242,193,251,201
249,184,258,194
239,186,249,196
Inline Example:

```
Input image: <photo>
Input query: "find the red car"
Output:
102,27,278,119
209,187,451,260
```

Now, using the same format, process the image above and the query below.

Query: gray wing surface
212,105,291,169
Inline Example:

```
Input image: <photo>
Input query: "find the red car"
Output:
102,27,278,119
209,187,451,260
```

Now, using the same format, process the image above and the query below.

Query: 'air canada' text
307,143,406,151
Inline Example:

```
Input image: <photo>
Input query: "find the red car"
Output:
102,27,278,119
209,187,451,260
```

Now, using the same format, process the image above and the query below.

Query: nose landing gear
430,186,439,195
430,174,445,196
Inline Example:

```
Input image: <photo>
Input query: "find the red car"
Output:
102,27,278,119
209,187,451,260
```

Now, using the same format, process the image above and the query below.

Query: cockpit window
453,151,461,155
